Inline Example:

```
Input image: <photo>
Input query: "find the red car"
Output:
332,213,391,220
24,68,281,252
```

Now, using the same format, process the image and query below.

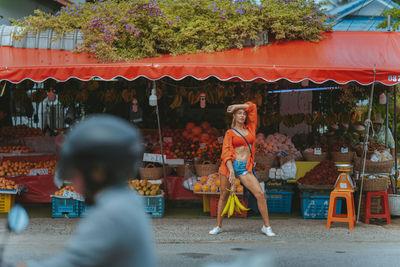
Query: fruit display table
163,176,203,200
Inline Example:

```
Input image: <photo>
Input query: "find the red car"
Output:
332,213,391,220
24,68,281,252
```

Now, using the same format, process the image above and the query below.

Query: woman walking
209,101,275,236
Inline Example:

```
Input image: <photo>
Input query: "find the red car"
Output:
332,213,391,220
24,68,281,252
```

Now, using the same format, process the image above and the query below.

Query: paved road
2,217,400,266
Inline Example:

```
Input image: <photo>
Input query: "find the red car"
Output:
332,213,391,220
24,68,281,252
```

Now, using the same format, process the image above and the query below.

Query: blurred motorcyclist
19,114,158,267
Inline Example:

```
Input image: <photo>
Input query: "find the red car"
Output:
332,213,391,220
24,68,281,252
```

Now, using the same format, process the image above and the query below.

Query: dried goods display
297,160,339,186
0,146,34,153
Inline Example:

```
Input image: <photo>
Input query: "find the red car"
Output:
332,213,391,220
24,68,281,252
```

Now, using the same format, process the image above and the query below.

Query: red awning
1,31,400,85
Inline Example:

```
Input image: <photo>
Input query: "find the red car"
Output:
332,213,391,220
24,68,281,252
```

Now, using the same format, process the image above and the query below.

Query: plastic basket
51,197,82,218
0,194,15,213
265,191,293,213
80,202,89,217
209,195,247,218
194,161,219,177
331,151,355,163
143,194,164,218
301,193,342,219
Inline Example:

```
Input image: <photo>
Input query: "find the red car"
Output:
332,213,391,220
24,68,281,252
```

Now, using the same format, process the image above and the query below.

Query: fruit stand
1,28,400,221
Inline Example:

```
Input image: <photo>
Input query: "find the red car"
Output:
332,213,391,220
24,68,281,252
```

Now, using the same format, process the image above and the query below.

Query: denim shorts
232,160,249,176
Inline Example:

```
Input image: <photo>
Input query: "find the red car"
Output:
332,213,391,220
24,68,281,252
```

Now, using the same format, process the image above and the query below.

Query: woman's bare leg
239,173,271,227
216,175,231,227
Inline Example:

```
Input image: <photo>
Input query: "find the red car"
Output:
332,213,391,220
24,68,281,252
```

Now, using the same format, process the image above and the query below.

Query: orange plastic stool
326,190,356,229
363,191,391,224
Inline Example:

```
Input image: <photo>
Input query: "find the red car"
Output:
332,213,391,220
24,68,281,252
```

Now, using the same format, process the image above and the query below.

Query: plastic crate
143,194,164,218
51,197,82,218
79,202,89,217
265,191,293,213
0,194,15,213
301,193,342,219
209,195,247,218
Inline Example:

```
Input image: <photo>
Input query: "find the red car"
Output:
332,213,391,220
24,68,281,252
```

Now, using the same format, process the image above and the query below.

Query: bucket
388,194,400,216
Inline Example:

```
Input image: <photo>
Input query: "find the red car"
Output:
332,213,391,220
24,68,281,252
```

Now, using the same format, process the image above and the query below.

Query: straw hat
373,113,384,124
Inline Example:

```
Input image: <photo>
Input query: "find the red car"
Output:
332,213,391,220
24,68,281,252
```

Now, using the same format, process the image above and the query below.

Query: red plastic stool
364,191,391,224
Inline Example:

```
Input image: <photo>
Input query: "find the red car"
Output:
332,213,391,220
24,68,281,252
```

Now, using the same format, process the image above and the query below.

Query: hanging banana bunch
87,81,99,91
169,94,183,109
31,90,47,103
75,89,89,103
13,87,28,103
121,89,136,103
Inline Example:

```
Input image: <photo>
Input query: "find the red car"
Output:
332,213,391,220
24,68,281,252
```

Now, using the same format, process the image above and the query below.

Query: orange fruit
215,178,221,187
202,184,210,192
233,179,240,187
208,178,215,185
193,182,202,192
200,176,208,184
210,185,218,192
237,185,244,193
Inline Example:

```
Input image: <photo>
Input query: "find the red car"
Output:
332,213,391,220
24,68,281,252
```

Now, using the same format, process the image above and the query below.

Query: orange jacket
218,102,257,178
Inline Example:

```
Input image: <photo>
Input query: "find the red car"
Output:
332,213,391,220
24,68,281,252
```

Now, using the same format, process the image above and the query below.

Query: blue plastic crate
301,194,342,219
79,202,89,217
265,191,293,213
143,194,164,218
52,197,81,218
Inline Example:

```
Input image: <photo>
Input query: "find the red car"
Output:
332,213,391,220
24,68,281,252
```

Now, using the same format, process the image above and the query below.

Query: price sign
200,143,207,149
341,147,349,153
62,190,73,198
218,136,224,144
163,137,173,143
29,168,49,176
314,148,322,155
143,153,167,163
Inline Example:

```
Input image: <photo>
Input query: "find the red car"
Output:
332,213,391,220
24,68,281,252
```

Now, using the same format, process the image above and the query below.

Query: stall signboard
29,168,49,176
143,153,167,163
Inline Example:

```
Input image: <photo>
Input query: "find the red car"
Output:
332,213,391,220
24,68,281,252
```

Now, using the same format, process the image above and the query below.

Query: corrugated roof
332,16,389,31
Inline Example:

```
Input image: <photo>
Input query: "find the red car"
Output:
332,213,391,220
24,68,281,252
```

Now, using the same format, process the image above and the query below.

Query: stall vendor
372,113,395,157
129,98,143,125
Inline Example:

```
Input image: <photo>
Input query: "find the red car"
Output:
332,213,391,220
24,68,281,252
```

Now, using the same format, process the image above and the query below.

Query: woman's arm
244,102,257,132
227,104,249,113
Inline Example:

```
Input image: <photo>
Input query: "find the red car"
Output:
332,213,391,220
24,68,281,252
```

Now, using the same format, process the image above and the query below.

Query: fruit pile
330,140,353,152
145,122,222,161
196,142,222,164
355,141,387,156
0,146,34,153
54,185,77,196
0,159,56,176
0,177,18,190
192,173,244,193
128,180,162,196
0,125,43,137
297,160,339,185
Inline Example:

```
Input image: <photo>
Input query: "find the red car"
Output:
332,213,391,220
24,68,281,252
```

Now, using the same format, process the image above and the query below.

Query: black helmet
56,114,143,196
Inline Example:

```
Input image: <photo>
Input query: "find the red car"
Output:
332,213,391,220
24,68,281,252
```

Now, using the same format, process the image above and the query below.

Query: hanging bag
232,128,260,213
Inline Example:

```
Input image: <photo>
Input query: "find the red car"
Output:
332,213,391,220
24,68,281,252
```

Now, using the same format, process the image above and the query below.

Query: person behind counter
372,113,395,157
129,98,143,125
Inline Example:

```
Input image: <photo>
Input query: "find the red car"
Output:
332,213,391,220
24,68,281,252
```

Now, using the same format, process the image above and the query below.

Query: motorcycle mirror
7,204,29,234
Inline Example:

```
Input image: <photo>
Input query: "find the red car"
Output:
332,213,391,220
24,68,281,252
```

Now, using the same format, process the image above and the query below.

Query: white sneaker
209,226,223,235
261,225,276,237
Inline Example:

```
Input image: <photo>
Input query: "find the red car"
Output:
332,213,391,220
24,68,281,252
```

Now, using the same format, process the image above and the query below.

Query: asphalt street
2,217,400,267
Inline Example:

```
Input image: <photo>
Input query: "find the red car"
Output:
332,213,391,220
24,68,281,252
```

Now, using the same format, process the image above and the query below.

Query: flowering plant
12,0,331,61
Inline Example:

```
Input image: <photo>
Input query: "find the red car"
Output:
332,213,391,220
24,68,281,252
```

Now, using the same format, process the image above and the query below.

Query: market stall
1,31,400,221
